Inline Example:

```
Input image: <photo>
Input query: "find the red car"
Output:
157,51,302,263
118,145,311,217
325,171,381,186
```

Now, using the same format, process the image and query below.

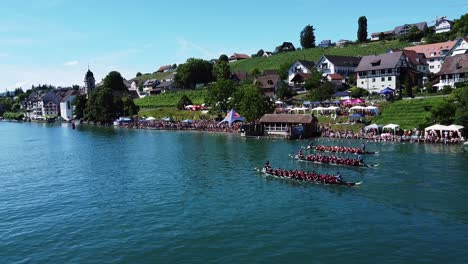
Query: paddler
357,154,364,165
361,142,366,152
336,172,343,182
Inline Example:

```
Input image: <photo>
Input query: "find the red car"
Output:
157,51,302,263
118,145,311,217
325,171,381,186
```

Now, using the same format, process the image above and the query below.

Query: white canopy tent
146,117,157,121
349,106,366,110
290,107,309,114
364,124,382,132
383,124,400,133
448,124,464,131
424,124,450,133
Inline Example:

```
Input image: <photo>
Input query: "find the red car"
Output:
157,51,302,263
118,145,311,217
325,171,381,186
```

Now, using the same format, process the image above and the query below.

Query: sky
0,0,466,90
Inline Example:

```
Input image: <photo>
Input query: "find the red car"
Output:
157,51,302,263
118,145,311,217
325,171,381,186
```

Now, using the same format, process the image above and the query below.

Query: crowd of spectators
118,120,242,134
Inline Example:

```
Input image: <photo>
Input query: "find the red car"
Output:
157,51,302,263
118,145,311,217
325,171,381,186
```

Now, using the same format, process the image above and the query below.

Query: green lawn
373,97,446,129
230,40,410,73
135,90,207,108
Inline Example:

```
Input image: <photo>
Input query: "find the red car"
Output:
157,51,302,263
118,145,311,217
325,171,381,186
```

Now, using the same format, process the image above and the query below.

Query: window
67,101,71,110
381,77,385,81
387,69,392,74
372,78,376,82
372,70,376,75
429,59,434,62
361,81,364,84
388,76,392,81
430,65,434,69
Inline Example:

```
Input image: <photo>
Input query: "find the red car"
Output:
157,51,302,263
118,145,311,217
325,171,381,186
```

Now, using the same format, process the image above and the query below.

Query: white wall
60,95,76,121
357,75,397,93
288,61,313,84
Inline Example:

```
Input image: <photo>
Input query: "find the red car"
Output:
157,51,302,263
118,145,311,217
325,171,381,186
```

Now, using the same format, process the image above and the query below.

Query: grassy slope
230,40,410,72
373,97,446,130
135,89,207,108
139,108,215,121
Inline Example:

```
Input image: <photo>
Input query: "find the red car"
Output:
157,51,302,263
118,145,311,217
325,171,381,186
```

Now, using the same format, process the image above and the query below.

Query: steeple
84,67,95,94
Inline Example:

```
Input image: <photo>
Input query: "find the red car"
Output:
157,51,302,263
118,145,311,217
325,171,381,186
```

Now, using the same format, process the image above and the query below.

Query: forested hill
229,40,410,73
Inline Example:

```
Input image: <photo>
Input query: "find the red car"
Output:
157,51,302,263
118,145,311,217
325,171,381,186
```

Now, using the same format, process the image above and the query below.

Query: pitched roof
230,71,249,82
324,55,361,67
60,90,79,102
143,79,159,86
254,75,280,89
394,22,427,35
263,69,278,76
371,30,394,37
356,52,404,71
438,54,468,75
157,65,172,72
156,81,174,88
260,114,313,124
327,73,344,80
297,60,315,69
404,40,457,58
229,53,250,60
402,50,428,66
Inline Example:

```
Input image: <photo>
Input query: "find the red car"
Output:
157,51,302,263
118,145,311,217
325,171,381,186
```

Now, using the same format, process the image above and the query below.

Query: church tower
84,67,96,94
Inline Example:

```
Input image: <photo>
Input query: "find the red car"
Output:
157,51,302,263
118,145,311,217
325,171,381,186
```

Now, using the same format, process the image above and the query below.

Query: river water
1,122,468,264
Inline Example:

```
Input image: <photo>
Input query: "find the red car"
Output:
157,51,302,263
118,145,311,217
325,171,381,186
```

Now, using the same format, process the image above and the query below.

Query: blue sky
0,0,465,90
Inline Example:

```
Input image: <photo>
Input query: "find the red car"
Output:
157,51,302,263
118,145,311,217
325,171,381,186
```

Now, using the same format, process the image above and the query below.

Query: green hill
230,40,410,73
135,89,207,109
373,97,446,130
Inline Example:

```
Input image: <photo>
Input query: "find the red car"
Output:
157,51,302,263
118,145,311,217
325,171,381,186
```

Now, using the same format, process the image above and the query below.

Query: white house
448,37,468,57
436,54,467,88
404,40,457,73
433,16,454,34
315,55,361,77
355,51,411,93
288,60,315,85
60,90,79,121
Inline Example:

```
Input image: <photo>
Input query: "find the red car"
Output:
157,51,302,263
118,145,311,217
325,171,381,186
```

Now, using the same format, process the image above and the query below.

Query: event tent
162,117,173,122
448,124,464,131
380,87,395,95
383,124,400,133
425,124,464,133
218,109,245,127
364,124,382,131
181,119,193,123
146,117,157,121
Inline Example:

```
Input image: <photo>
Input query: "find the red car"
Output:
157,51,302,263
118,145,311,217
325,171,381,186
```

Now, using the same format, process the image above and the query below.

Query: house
263,70,278,76
448,37,468,57
230,71,249,83
259,114,320,139
433,16,454,34
436,54,468,88
41,91,61,117
161,73,176,82
315,55,361,77
318,40,332,48
59,90,79,121
394,22,427,36
157,65,173,73
336,39,352,46
254,75,281,97
156,81,176,93
277,42,296,53
262,51,273,57
326,73,344,89
288,60,315,85
388,49,429,75
355,51,422,93
229,53,250,62
371,30,395,41
404,40,457,73
143,79,160,94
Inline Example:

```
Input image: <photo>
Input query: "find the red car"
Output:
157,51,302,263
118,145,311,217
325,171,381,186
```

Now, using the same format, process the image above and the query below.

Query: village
1,15,467,144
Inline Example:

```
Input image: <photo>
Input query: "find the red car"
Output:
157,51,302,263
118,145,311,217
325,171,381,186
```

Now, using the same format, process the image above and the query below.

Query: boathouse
259,114,320,139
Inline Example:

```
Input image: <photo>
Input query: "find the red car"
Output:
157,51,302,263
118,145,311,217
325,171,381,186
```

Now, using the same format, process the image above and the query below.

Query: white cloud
64,60,79,66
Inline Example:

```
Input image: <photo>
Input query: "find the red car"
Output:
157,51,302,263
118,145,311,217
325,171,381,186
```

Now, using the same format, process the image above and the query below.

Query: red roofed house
326,73,344,89
404,40,457,73
229,53,250,62
157,65,173,73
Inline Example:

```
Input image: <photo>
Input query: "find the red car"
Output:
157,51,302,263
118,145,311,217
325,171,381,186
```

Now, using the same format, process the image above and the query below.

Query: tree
72,85,80,91
205,79,236,113
404,76,414,98
451,13,468,38
379,32,385,41
172,64,177,70
14,88,24,96
276,82,294,100
300,24,316,49
357,16,368,42
73,94,88,119
122,95,139,116
349,87,369,98
136,72,142,77
303,69,323,91
307,82,335,102
177,94,193,110
212,61,231,81
85,87,118,123
103,71,127,91
429,100,456,125
250,68,261,78
175,58,214,89
219,54,229,62
450,85,468,135
231,84,273,121
279,62,291,81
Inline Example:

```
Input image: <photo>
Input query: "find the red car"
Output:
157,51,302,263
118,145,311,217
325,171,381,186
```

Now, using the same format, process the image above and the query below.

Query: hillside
135,89,207,108
373,97,446,130
230,40,410,73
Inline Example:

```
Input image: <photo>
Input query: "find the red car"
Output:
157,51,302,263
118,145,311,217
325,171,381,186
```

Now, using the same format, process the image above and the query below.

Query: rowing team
312,145,365,154
263,162,343,183
298,151,364,166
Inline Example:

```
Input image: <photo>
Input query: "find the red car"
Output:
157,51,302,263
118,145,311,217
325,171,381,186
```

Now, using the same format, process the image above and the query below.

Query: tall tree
357,16,368,42
136,72,142,77
103,71,127,91
175,58,214,89
212,61,231,81
279,62,291,81
219,54,229,62
231,84,273,121
303,69,323,91
307,82,335,102
205,79,236,113
73,94,88,119
300,25,316,49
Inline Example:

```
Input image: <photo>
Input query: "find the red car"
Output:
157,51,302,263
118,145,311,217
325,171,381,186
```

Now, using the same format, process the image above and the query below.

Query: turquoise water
1,122,468,264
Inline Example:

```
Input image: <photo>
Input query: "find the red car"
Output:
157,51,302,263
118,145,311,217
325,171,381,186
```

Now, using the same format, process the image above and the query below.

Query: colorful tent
218,109,245,127
380,87,395,95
